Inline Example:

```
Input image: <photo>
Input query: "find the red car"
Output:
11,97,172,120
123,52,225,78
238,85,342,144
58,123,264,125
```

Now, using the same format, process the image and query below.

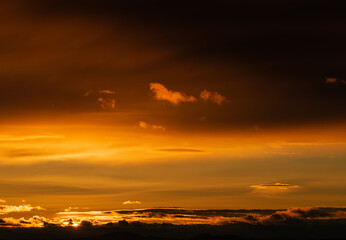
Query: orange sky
0,1,346,227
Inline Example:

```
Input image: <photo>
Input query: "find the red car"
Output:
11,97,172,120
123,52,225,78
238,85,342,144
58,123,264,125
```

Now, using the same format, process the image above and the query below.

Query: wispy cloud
200,90,228,105
0,135,64,142
149,83,197,105
99,90,116,94
138,121,165,130
64,207,89,212
122,200,142,205
157,148,206,153
250,183,300,190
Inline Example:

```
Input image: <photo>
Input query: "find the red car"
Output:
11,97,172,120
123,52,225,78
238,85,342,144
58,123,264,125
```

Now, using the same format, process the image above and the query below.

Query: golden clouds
200,90,228,105
122,200,142,205
149,83,197,105
2,206,343,228
0,204,45,215
149,83,228,106
250,183,300,190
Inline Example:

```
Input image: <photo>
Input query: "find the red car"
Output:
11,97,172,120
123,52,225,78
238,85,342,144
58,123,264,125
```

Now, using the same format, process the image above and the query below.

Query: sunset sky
0,0,346,228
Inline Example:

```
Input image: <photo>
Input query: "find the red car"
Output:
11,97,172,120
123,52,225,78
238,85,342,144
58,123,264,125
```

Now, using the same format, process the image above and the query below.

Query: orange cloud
325,77,346,84
326,77,338,84
149,83,197,105
83,90,95,96
138,121,165,130
0,199,6,203
122,200,142,205
99,90,116,94
97,97,116,110
200,90,228,105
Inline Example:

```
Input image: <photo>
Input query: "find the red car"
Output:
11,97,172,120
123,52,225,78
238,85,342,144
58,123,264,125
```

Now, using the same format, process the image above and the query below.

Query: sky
0,0,346,229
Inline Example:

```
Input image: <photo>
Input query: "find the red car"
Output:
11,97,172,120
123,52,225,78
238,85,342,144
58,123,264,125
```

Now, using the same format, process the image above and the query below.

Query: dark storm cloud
1,0,346,129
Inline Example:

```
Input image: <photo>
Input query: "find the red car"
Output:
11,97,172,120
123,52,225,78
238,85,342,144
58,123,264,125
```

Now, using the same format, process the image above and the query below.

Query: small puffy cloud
122,200,142,205
138,121,165,130
149,83,197,105
200,90,228,105
97,97,116,110
0,204,45,215
0,199,6,203
250,183,300,190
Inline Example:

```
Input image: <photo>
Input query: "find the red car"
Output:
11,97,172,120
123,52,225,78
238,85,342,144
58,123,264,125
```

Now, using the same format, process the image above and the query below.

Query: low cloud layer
1,207,345,228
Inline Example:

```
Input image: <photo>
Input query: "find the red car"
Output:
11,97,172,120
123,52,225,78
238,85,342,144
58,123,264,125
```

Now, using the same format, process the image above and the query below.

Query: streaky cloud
157,148,206,153
250,183,300,190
